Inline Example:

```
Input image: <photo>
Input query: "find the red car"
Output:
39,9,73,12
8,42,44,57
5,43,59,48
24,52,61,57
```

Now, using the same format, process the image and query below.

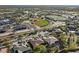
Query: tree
49,46,59,53
47,44,59,53
59,32,68,48
17,35,23,46
59,32,78,50
68,33,77,49
33,45,47,53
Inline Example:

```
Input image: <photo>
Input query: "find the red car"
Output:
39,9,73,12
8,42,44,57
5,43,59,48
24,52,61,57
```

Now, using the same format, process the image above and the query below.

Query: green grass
33,18,49,27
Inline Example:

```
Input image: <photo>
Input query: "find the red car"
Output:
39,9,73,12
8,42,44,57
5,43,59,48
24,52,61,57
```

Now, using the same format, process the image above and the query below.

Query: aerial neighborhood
0,6,79,53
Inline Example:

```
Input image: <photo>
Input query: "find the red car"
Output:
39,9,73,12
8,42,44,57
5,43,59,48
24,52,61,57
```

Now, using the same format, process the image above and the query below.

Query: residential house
11,45,32,53
28,39,44,49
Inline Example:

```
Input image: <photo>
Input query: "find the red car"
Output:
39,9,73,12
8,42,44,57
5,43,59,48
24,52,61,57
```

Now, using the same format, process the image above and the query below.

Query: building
14,24,27,31
0,28,6,33
11,45,32,53
43,36,58,46
53,21,66,27
0,19,16,26
28,39,44,49
0,44,9,53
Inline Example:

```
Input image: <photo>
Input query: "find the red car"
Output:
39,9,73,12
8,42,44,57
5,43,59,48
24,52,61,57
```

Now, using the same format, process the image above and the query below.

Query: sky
0,0,79,5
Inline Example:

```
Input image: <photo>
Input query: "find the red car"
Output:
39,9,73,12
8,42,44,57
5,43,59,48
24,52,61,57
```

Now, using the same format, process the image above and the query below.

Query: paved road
0,32,13,37
0,29,31,37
